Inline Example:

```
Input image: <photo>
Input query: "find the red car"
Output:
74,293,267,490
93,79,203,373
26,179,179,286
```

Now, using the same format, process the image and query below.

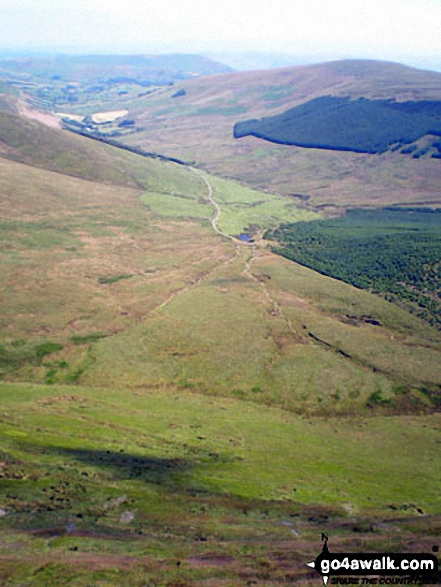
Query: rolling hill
98,59,441,209
1,67,441,585
0,53,233,83
7,57,441,209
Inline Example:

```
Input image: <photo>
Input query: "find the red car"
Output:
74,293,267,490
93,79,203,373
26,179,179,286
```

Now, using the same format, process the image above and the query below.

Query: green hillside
1,381,439,585
1,95,441,584
0,111,132,184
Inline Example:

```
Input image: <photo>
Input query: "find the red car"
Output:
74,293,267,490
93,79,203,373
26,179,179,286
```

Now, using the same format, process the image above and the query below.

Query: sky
1,0,441,71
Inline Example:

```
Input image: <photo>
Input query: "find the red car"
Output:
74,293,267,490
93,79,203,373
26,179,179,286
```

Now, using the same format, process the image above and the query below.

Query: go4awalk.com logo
307,535,439,585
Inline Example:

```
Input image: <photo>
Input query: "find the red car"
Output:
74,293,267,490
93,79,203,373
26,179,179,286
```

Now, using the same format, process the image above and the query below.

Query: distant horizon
0,48,440,75
1,0,440,73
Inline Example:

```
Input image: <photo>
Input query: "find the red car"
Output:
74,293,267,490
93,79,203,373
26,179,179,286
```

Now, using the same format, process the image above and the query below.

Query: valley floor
0,115,440,585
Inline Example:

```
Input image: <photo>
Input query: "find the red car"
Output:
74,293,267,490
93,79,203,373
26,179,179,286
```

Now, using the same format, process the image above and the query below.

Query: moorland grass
0,381,439,584
77,246,440,414
208,174,320,235
252,252,441,390
1,74,441,584
2,150,440,413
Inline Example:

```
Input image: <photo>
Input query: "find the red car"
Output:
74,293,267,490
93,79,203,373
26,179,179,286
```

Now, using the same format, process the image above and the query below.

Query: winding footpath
148,166,390,368
190,166,306,341
147,166,244,317
189,167,251,245
189,168,225,238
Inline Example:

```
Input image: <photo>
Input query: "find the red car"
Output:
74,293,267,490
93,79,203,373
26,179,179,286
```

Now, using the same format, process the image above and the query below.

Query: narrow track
243,248,307,342
190,166,306,341
189,167,251,245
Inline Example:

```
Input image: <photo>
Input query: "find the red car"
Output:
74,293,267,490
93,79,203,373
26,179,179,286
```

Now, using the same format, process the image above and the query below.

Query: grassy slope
1,114,441,584
0,88,17,113
0,155,225,368
1,381,440,585
1,115,440,410
82,242,441,413
110,60,441,209
2,144,440,413
0,111,162,187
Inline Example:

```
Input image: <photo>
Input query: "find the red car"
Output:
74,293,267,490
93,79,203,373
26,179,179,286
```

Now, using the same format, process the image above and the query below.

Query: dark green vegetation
234,96,441,154
1,59,441,584
0,341,64,376
267,208,441,327
5,58,441,207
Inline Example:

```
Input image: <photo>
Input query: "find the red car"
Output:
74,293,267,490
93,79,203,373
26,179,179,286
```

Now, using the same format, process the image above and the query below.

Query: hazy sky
1,0,441,70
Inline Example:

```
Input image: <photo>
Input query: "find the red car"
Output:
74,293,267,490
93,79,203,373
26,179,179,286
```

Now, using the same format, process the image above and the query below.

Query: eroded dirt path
189,166,247,245
17,94,61,129
190,166,305,342
148,246,241,317
244,246,308,342
139,167,245,317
